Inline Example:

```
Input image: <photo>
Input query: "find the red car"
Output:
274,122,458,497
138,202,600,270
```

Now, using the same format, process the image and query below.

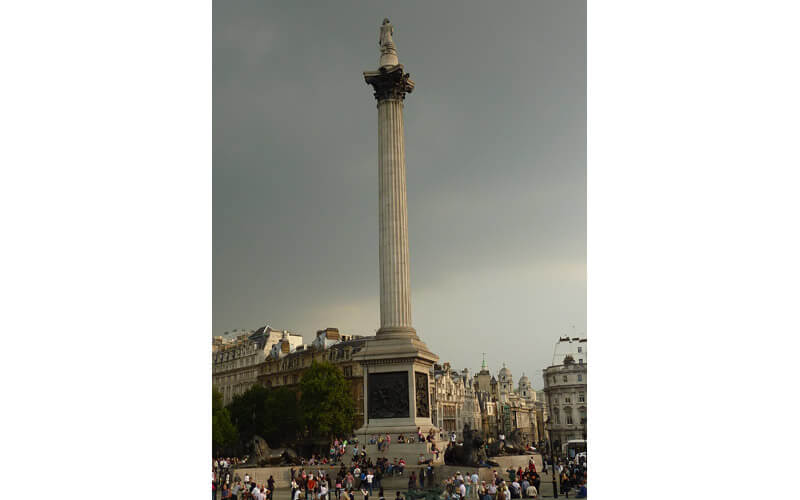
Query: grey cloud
214,1,586,387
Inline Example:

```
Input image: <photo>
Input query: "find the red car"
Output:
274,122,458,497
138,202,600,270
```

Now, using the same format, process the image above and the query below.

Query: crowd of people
367,427,438,450
213,457,276,500
213,435,585,500
553,457,587,498
286,457,414,500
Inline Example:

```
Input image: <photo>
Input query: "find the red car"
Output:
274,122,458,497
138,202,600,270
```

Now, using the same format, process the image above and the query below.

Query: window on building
283,375,288,384
562,375,568,382
343,366,352,377
578,374,583,382
578,359,583,364
565,397,571,404
577,347,582,353
578,393,585,403
566,414,573,425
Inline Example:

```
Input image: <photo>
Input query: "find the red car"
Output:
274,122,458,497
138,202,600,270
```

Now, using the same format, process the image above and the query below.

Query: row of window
550,393,585,405
215,369,257,385
551,373,585,384
553,408,587,425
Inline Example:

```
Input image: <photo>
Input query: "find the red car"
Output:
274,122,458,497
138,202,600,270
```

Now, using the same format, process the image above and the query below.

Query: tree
212,388,238,455
299,361,355,439
227,385,300,446
227,385,270,443
263,387,301,444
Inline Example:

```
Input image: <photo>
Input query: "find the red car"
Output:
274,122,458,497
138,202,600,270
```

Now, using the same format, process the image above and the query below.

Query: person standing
487,482,497,500
471,472,480,499
365,471,374,496
308,475,318,500
267,476,275,500
231,481,241,500
478,481,492,500
320,481,329,500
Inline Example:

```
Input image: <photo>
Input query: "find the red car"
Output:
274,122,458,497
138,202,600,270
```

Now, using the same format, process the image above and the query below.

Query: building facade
258,327,370,430
542,337,587,452
431,363,481,438
429,360,540,444
212,325,303,405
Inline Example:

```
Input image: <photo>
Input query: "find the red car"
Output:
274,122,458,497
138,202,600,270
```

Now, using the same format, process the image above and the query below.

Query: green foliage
227,385,300,446
212,388,238,454
299,361,355,439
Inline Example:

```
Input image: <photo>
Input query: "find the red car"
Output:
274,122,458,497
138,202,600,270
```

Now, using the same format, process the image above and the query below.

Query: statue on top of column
378,18,399,68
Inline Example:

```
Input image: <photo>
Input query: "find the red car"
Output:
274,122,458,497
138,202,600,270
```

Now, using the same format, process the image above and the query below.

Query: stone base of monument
353,336,439,442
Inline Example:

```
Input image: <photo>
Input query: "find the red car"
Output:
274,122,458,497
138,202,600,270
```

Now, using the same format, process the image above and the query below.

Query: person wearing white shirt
459,483,467,498
365,473,374,495
471,473,480,499
511,481,520,498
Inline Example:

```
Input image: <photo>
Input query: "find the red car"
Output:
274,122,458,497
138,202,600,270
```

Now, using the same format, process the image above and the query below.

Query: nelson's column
354,19,439,440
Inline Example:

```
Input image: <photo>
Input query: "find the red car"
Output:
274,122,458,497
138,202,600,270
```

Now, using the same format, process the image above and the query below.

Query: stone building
431,363,480,438
542,337,587,451
258,327,371,430
212,325,303,405
493,364,538,444
430,359,540,444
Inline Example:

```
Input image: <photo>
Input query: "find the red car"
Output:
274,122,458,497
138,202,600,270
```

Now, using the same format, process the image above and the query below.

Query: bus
562,439,587,459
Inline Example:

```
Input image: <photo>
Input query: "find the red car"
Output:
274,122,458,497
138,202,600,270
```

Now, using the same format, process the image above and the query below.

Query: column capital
364,65,415,102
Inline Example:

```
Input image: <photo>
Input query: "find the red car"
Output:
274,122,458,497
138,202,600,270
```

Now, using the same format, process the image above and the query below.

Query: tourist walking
366,471,374,495
292,478,300,500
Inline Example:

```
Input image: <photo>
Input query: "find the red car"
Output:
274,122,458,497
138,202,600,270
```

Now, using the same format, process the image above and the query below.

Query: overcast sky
213,1,586,388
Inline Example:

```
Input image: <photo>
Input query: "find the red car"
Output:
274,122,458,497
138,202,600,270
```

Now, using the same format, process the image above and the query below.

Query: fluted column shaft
377,98,414,335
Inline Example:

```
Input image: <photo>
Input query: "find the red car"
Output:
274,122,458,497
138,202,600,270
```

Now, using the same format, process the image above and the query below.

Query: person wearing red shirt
307,476,318,500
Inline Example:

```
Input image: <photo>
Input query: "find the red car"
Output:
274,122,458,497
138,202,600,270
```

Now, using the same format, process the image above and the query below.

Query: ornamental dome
498,363,512,383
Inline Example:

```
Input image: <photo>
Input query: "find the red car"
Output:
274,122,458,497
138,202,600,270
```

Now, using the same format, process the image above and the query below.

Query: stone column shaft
378,98,413,333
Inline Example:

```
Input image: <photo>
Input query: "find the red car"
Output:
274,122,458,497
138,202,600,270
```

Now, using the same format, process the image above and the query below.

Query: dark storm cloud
214,1,586,386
